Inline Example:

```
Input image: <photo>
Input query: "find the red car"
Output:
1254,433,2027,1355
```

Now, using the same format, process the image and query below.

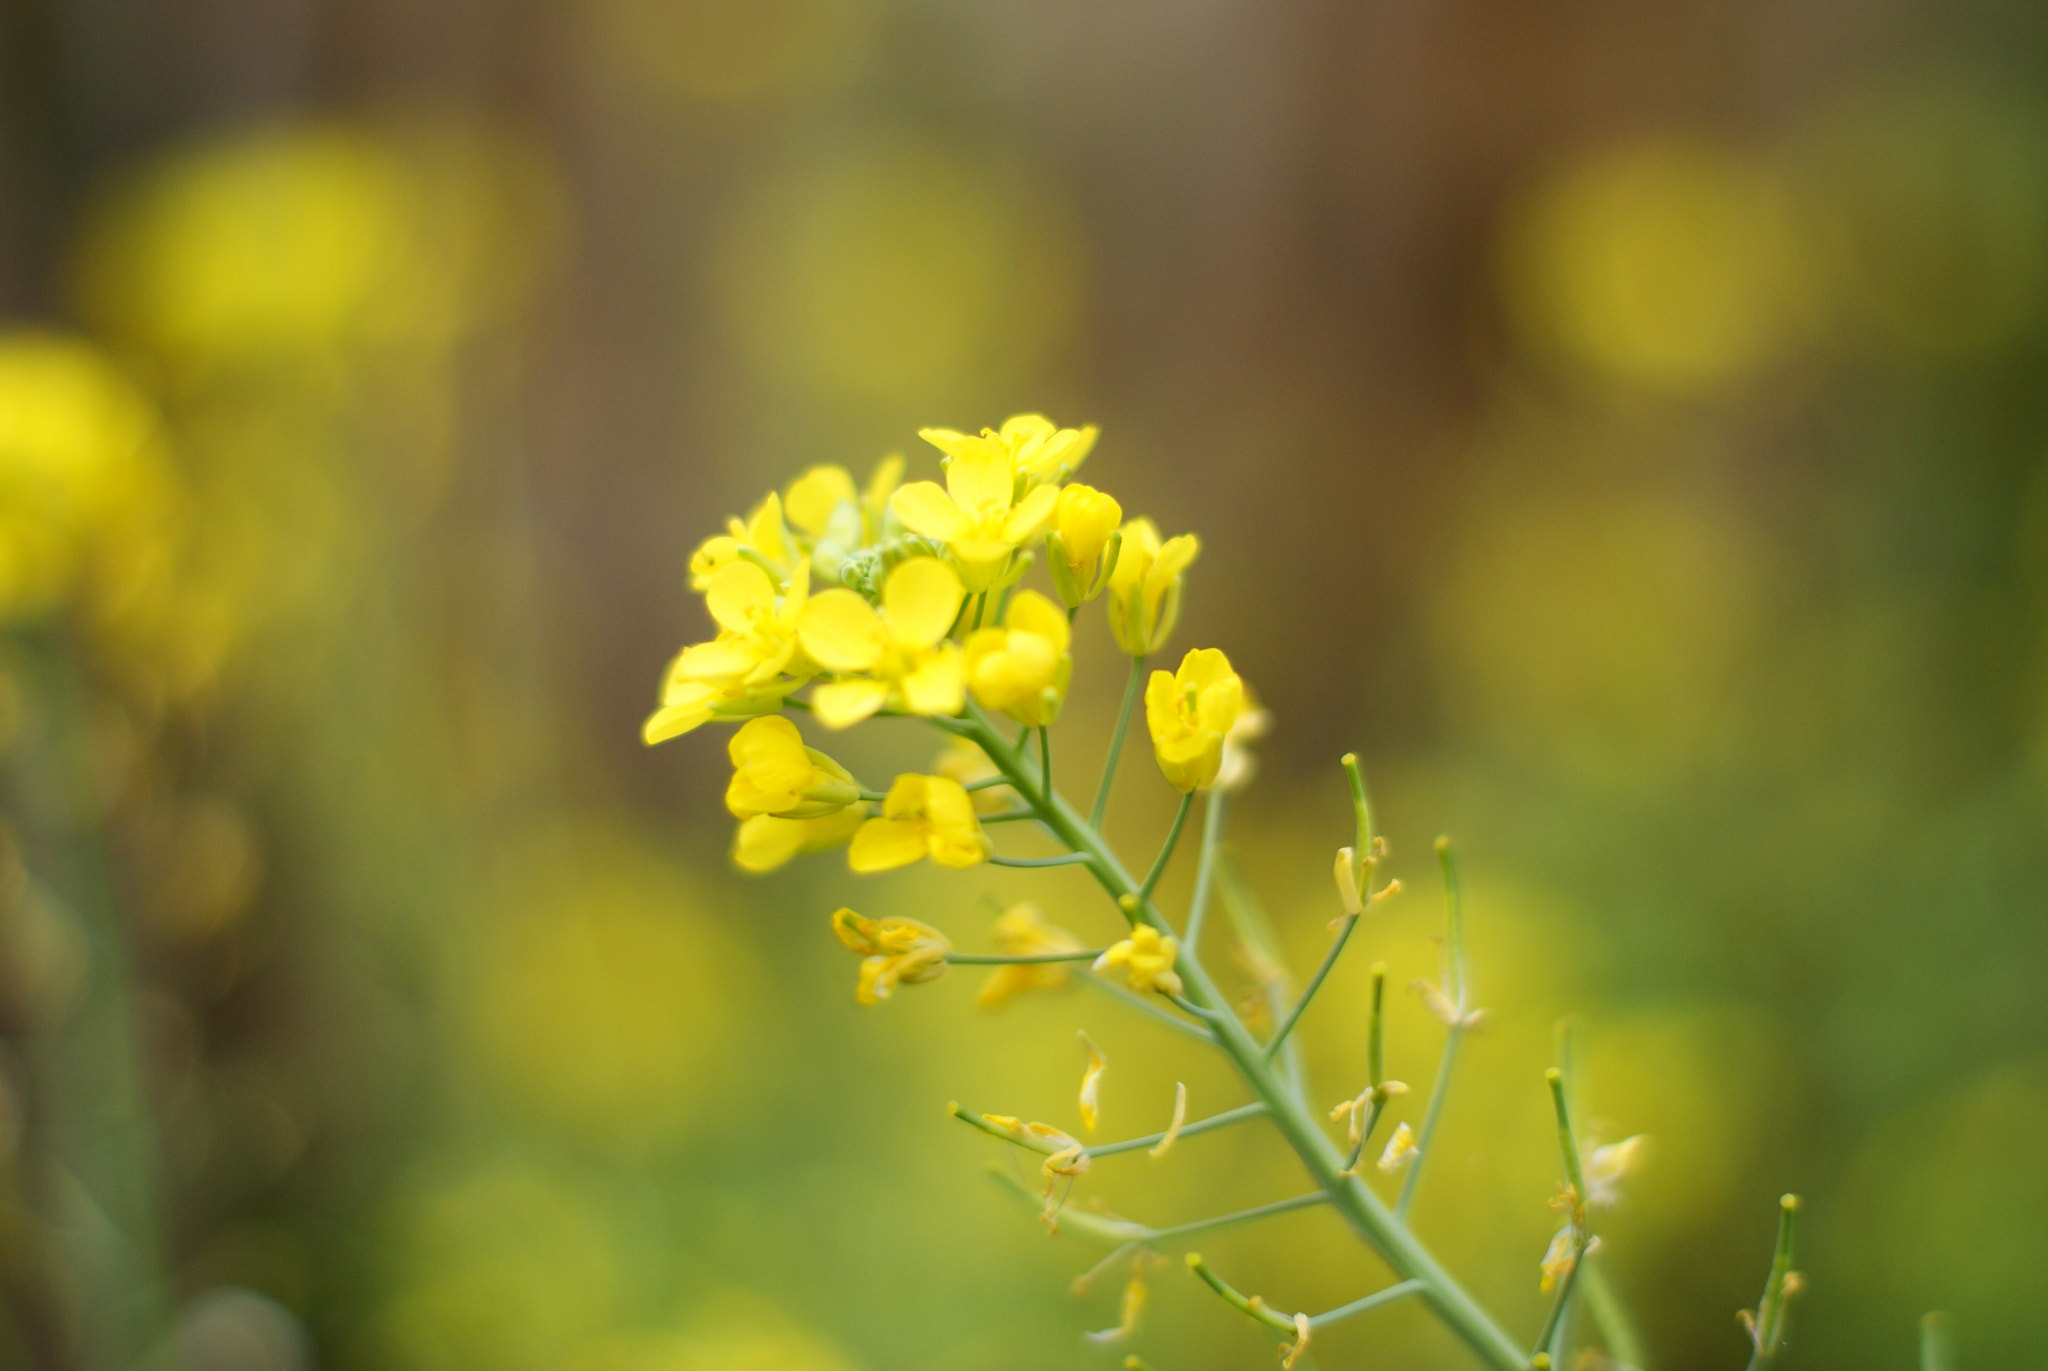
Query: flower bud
1048,484,1123,607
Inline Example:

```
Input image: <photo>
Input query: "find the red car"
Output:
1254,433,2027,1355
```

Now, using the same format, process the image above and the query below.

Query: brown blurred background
2,2,2046,1369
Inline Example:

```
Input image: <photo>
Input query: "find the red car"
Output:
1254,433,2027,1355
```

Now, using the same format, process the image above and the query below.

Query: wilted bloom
1539,1224,1581,1292
1334,846,1364,916
1213,698,1271,793
732,807,864,873
977,1113,1090,1224
964,590,1072,727
1093,924,1183,997
1145,648,1245,792
1377,1121,1418,1173
1077,1032,1108,1134
1085,1266,1150,1346
797,557,966,727
831,907,950,1005
1105,517,1197,655
1047,483,1122,607
890,440,1060,590
848,773,990,872
1584,1134,1649,1208
723,715,860,819
919,413,1097,491
975,902,1083,1009
669,559,810,688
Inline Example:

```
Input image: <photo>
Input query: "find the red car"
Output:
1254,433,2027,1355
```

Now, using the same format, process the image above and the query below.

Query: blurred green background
2,2,2046,1369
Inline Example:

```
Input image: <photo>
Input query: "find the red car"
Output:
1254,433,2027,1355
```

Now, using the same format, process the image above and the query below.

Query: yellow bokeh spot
1502,140,1802,390
717,134,1084,406
467,829,748,1146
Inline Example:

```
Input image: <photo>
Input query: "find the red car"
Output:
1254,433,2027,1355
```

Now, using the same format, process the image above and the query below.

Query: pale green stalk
1092,656,1147,827
956,712,1528,1371
1397,837,1470,1218
1182,791,1227,954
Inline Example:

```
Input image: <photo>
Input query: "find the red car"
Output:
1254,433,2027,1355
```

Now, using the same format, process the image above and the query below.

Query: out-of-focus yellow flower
723,716,859,818
1047,483,1123,608
689,492,800,591
1093,924,1183,997
933,736,1016,815
1585,1134,1649,1208
783,465,857,537
1078,1032,1107,1134
797,556,965,727
1214,696,1271,793
1105,518,1197,655
964,590,1071,727
1145,648,1245,792
1084,1265,1151,1346
732,807,864,873
890,441,1059,590
1539,1224,1580,1292
919,413,1097,491
975,902,1082,1009
1377,1121,1418,1173
642,669,798,746
847,773,989,871
830,907,950,1005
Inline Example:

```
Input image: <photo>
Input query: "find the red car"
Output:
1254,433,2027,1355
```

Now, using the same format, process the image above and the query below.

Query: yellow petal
784,465,857,534
916,426,988,461
882,557,966,651
733,815,807,872
999,482,1060,544
864,454,905,507
890,482,972,540
705,560,776,632
899,644,966,717
945,445,1014,514
643,697,712,744
1005,590,1070,653
675,639,760,682
796,589,885,672
811,677,890,729
997,413,1054,444
848,817,929,872
1146,533,1200,600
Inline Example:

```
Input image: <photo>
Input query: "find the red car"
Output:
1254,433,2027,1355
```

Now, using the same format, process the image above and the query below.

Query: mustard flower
731,807,864,873
688,491,799,591
643,597,809,745
963,590,1072,727
1105,517,1198,656
797,557,966,728
1144,647,1246,792
933,736,1017,815
723,716,860,819
668,558,810,689
1539,1224,1580,1293
975,902,1083,1009
1377,1121,1418,1173
848,773,991,872
890,442,1061,591
831,907,950,1005
919,413,1098,491
1093,924,1183,997
1046,483,1123,608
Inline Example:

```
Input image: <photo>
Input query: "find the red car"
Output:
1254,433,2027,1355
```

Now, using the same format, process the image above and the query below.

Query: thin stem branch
1395,1025,1464,1219
988,852,1095,869
1309,1278,1427,1330
1262,913,1358,1061
1579,1258,1649,1370
1084,1102,1269,1157
1080,973,1216,1044
1137,792,1194,903
1182,790,1228,956
977,809,1045,824
1148,1191,1326,1242
1038,726,1052,797
1091,655,1146,827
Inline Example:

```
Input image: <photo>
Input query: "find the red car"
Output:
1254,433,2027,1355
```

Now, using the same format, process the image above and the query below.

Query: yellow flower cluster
642,412,1255,1005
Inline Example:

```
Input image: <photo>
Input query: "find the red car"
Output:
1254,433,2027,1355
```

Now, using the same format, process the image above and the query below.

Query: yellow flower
782,465,858,537
732,807,864,873
797,557,966,728
1539,1224,1580,1293
963,590,1072,727
723,716,860,819
847,774,990,872
890,441,1061,591
1046,483,1123,607
669,558,811,691
1093,924,1183,997
975,902,1082,1009
1214,695,1271,793
918,413,1098,491
933,736,1016,815
830,907,950,1005
689,491,800,590
643,639,804,746
1144,648,1245,792
1104,517,1198,656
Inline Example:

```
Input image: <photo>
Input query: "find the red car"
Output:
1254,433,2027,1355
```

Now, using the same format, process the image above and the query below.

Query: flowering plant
645,415,1808,1370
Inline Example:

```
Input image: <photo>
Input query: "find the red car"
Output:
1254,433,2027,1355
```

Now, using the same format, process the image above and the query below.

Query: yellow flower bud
1092,924,1183,997
1143,648,1245,793
830,908,950,1004
964,590,1072,727
1105,517,1198,655
1047,484,1122,607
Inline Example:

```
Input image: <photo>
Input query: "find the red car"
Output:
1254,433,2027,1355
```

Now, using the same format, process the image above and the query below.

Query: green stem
1396,1025,1464,1219
1579,1259,1648,1370
1092,655,1147,828
958,716,1527,1371
1081,973,1216,1044
1920,1312,1952,1371
989,852,1095,869
1138,792,1194,902
1039,726,1052,797
1147,1190,1327,1242
1186,1253,1302,1333
1086,1102,1269,1157
1262,913,1358,1060
1182,791,1228,955
1310,1278,1427,1330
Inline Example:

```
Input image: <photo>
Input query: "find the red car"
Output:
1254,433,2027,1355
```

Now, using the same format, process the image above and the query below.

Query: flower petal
1005,590,1070,653
883,557,966,651
891,481,972,540
734,815,807,872
999,482,1059,543
811,677,890,729
945,445,1014,515
784,465,857,534
796,589,885,672
848,817,929,872
706,560,776,632
900,644,966,717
